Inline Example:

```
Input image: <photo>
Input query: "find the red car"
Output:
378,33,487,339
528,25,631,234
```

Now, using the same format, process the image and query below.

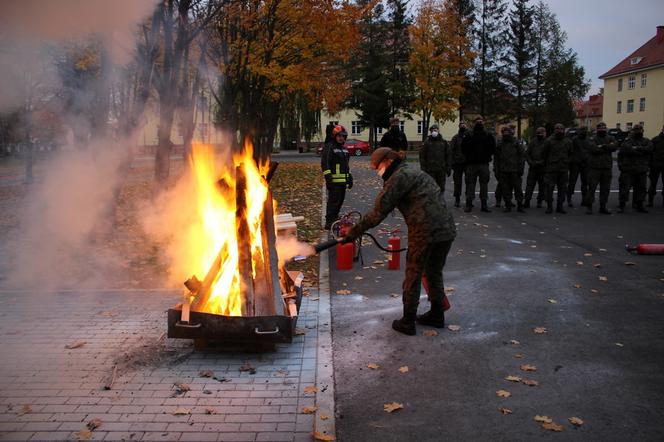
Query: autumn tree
529,1,553,129
385,0,415,116
409,0,473,140
448,0,476,121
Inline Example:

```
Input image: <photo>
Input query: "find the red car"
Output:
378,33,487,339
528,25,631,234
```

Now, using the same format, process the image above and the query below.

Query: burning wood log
188,243,231,312
253,189,283,316
235,164,255,316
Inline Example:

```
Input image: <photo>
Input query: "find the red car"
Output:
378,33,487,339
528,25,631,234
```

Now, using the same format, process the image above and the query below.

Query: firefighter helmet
332,125,348,137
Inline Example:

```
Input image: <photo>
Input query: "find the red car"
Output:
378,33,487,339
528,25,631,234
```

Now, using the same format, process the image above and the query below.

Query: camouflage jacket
588,134,617,170
525,137,546,168
352,162,456,244
494,138,525,174
542,135,572,173
651,133,664,168
450,132,467,165
570,136,592,165
618,136,653,174
419,135,452,173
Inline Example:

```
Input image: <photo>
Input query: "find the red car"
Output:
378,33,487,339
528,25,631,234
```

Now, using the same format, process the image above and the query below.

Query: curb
313,184,337,440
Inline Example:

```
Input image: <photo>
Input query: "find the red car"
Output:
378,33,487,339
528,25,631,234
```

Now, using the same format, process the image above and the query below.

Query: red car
316,139,371,156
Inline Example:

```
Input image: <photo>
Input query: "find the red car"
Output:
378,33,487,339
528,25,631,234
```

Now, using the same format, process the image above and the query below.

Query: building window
616,123,621,130
351,121,362,135
641,73,647,88
639,122,644,129
630,57,642,65
617,101,622,114
627,99,634,113
626,122,633,130
417,121,424,135
376,126,384,134
639,98,646,112
399,121,405,132
618,78,623,91
628,75,636,89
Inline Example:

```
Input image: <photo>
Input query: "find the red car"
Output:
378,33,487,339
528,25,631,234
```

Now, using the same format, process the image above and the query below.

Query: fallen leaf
510,340,520,345
520,364,537,372
514,354,524,359
505,375,522,382
239,363,256,374
313,432,336,441
547,299,558,304
522,379,539,386
447,325,461,332
496,390,511,398
599,248,607,252
86,418,102,431
444,287,455,294
65,341,86,349
390,293,400,298
423,330,438,337
205,407,216,415
498,407,513,415
383,402,404,413
320,414,330,420
73,429,92,440
593,263,602,268
302,405,319,414
304,385,318,394
295,328,306,336
542,422,564,432
173,382,190,394
336,289,351,295
624,262,636,266
17,405,32,416
398,366,409,373
354,276,364,280
590,289,599,294
615,342,624,347
172,407,191,415
533,327,547,334
534,415,553,423
198,370,214,378
568,416,584,426
367,363,380,370
573,284,582,289
584,253,592,257
575,261,584,266
599,276,608,282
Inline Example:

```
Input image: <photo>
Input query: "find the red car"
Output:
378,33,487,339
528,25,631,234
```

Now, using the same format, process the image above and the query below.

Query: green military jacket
588,134,617,170
570,135,592,165
419,135,451,173
525,137,546,168
450,132,467,165
619,136,654,174
542,135,572,173
354,162,456,244
494,138,525,174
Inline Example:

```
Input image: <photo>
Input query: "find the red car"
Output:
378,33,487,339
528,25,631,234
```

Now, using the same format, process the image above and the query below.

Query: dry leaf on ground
423,330,438,337
615,342,624,347
505,375,522,382
593,263,602,268
522,379,539,386
447,325,461,332
205,408,216,415
590,289,599,294
548,299,558,304
510,340,520,345
599,276,608,282
533,327,547,334
568,416,584,426
17,405,32,416
534,415,553,423
295,328,306,336
173,382,190,394
514,354,524,359
496,390,511,398
304,385,318,394
302,405,319,414
574,284,582,289
313,432,336,441
444,287,455,294
336,289,351,295
65,341,86,349
383,402,404,413
172,407,191,415
367,363,380,370
520,364,537,372
498,407,513,415
73,429,92,440
576,261,584,266
239,363,256,374
624,262,636,266
198,370,214,378
86,418,102,431
584,253,593,257
320,414,330,420
542,422,564,432
399,366,409,373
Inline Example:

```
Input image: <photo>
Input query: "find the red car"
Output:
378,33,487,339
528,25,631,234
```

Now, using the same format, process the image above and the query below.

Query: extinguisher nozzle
314,238,341,254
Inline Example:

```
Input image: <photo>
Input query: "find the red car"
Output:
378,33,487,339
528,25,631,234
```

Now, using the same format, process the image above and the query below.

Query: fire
186,141,270,316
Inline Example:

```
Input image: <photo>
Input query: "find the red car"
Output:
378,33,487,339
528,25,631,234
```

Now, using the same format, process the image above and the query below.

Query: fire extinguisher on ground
626,244,664,255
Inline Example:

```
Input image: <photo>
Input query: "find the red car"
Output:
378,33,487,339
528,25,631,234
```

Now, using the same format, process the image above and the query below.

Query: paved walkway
0,287,327,441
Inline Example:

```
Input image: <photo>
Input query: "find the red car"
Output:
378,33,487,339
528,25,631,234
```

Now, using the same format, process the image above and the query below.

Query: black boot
481,200,491,213
464,198,472,213
392,304,417,336
545,203,553,214
586,205,593,214
454,196,460,207
517,201,526,213
503,203,512,213
416,308,445,328
599,204,611,214
556,201,567,214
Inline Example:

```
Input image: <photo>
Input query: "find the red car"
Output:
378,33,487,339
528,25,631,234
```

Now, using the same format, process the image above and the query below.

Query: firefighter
343,148,456,336
495,126,526,212
567,126,591,207
542,123,572,214
618,124,653,213
524,127,547,208
321,125,353,229
587,122,617,214
419,124,452,193
450,121,468,207
647,124,664,207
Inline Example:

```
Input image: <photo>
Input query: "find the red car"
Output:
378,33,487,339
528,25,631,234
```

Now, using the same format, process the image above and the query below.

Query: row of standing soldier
419,118,664,215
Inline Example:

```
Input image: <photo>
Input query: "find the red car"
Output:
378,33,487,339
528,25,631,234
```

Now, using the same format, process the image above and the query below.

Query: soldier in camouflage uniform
450,122,468,207
462,117,495,213
344,148,457,336
647,124,664,207
524,127,547,208
542,123,572,214
494,126,526,212
419,124,452,193
567,126,591,207
618,124,653,213
586,122,617,214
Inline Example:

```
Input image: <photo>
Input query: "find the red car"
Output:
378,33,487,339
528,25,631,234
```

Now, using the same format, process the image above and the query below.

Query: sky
546,0,664,96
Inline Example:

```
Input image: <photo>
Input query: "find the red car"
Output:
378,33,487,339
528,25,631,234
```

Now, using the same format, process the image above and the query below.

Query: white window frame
351,121,362,135
399,121,405,132
641,73,647,88
626,122,633,130
628,75,636,90
639,98,646,112
617,101,622,114
417,121,424,135
618,78,623,91
627,99,634,113
376,126,384,135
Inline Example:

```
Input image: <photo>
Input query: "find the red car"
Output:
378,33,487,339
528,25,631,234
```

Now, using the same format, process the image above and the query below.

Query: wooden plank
189,243,230,312
235,164,255,316
253,190,281,316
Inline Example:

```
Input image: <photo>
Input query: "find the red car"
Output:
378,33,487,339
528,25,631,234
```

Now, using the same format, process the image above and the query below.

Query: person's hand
347,174,353,189
325,174,333,189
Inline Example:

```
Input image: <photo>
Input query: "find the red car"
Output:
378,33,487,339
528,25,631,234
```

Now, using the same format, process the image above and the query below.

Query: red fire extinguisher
388,233,401,270
336,242,354,270
626,244,664,255
422,276,451,311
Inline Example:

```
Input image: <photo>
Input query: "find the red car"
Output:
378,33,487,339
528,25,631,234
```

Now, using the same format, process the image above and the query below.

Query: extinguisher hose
362,232,408,253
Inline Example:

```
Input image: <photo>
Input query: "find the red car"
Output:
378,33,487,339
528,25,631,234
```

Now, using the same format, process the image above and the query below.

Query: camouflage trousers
567,163,589,205
499,172,524,207
545,171,568,205
524,165,546,204
465,163,490,202
452,164,465,198
587,168,612,207
425,170,446,194
402,239,454,315
619,171,647,206
649,167,664,199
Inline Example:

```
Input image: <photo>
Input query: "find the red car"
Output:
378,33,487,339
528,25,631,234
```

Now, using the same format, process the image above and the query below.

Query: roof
575,94,603,119
600,26,664,79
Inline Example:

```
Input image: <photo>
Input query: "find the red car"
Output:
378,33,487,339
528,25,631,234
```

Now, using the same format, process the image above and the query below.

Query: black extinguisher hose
362,232,407,253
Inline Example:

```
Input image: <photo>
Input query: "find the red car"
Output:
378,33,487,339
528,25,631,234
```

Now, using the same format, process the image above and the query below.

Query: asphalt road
328,157,664,442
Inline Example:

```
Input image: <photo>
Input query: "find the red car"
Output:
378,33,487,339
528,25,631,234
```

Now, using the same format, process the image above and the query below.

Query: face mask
459,127,466,134
474,123,484,131
431,131,439,137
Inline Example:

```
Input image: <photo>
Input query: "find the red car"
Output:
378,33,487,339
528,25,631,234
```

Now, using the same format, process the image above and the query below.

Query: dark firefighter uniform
618,128,653,213
419,129,452,193
494,130,526,212
321,130,352,229
450,127,468,207
647,128,664,207
462,122,495,212
524,134,547,208
379,125,409,152
567,129,591,207
542,131,572,213
345,148,456,336
587,128,617,214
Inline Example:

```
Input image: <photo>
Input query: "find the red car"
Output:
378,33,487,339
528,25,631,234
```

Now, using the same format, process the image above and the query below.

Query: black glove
325,174,333,189
343,225,362,242
347,174,353,190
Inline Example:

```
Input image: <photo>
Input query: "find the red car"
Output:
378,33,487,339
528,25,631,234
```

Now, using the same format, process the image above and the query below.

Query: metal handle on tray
254,327,280,335
175,321,202,329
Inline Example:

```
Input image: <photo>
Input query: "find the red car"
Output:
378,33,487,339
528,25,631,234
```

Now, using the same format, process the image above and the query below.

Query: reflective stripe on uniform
336,164,341,175
323,170,331,175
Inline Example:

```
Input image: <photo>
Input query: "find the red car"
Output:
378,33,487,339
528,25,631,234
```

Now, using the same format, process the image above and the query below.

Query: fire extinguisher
626,244,664,255
388,233,401,270
421,276,451,311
